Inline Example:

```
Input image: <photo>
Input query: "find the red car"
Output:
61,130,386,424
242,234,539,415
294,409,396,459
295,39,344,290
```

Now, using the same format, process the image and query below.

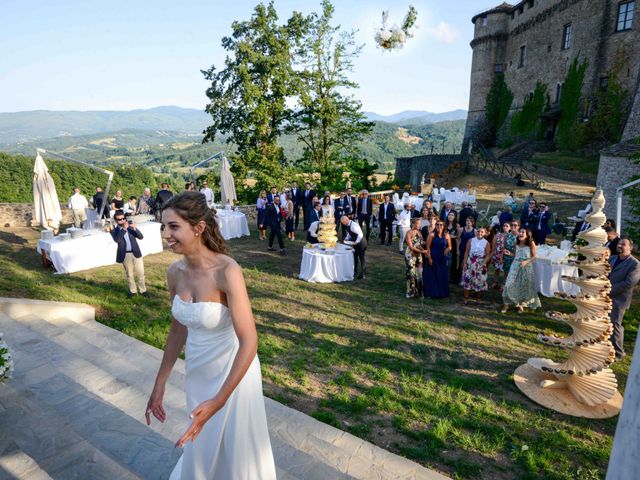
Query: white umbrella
219,156,237,206
33,153,62,230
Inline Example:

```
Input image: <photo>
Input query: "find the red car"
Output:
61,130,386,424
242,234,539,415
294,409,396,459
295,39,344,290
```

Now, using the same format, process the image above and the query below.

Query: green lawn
0,226,635,480
530,152,600,176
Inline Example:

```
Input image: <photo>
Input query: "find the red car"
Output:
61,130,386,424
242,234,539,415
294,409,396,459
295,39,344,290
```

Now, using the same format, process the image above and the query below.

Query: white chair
477,204,491,224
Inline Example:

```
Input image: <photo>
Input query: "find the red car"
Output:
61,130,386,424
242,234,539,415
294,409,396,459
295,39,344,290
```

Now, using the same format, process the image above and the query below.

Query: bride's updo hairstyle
162,191,229,255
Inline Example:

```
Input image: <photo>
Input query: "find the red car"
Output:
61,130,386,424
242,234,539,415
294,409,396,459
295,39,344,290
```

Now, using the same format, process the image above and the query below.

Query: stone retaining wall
522,161,597,184
597,146,640,231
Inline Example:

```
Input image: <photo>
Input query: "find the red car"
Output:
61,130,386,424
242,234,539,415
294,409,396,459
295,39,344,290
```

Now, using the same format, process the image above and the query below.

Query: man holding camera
111,211,147,298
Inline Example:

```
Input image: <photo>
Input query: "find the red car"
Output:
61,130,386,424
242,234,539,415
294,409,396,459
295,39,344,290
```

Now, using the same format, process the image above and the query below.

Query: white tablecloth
216,211,250,240
534,260,580,297
37,222,163,274
299,244,354,283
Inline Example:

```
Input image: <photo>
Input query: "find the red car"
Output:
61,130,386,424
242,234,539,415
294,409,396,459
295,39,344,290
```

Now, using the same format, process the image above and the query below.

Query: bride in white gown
146,191,276,479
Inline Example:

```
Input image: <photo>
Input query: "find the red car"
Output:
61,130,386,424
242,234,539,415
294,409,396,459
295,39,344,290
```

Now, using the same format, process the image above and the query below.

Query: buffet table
216,210,250,240
37,222,163,274
299,244,354,283
534,245,580,297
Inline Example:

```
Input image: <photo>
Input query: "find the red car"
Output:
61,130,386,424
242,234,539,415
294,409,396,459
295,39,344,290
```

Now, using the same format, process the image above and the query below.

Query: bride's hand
145,385,166,425
175,397,224,448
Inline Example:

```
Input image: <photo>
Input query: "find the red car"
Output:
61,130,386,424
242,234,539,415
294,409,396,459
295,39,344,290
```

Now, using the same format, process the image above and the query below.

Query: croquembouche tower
514,189,623,418
316,209,338,248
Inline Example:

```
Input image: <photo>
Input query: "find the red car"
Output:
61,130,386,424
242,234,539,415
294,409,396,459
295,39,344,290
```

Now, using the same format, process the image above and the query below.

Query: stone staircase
0,298,448,480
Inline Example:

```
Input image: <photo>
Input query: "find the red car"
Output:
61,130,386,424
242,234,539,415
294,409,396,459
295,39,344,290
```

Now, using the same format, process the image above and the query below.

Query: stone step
0,447,54,480
1,300,449,480
3,315,360,480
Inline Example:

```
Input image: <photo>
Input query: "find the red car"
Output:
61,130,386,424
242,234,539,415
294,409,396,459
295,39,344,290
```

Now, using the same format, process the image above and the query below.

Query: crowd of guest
66,181,217,228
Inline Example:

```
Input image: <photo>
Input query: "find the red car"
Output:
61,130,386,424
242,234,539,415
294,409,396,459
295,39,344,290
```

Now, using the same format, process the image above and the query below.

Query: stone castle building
463,0,640,229
463,0,640,147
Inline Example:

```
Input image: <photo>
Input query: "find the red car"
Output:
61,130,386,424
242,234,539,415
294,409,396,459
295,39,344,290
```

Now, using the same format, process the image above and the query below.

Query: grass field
0,176,634,479
530,152,600,176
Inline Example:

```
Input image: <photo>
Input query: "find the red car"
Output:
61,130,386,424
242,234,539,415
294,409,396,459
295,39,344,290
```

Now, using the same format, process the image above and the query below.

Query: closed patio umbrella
33,152,62,230
219,156,237,206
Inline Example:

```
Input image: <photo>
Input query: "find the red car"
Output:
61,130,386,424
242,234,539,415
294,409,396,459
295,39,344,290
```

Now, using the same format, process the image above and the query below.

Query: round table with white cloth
534,245,580,297
299,244,354,283
215,209,250,240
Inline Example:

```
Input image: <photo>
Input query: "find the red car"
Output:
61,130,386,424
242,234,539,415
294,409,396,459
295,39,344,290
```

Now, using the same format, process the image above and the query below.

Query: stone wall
522,160,597,184
596,144,640,232
464,0,640,148
395,155,462,191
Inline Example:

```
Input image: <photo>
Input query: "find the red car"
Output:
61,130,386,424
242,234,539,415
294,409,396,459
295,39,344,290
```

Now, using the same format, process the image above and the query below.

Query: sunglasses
115,218,126,222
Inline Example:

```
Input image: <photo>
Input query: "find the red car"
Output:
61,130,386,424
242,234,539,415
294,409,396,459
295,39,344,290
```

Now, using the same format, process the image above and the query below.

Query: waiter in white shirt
68,187,89,228
200,181,215,209
340,216,367,279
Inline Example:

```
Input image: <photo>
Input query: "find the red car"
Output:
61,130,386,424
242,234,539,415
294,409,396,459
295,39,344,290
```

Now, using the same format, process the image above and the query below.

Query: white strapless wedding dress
169,295,276,480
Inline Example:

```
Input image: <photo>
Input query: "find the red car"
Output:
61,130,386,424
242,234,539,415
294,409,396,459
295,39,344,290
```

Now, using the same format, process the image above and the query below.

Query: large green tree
483,73,513,147
289,0,373,186
201,2,306,192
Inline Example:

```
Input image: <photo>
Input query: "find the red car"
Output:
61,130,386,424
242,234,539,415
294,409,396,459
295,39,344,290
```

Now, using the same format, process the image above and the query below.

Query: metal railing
470,144,539,185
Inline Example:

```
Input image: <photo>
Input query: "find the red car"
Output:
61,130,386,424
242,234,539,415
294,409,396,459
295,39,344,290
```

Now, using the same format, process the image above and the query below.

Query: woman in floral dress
491,222,510,288
461,226,491,304
404,218,424,298
457,216,476,283
502,227,541,313
502,220,519,283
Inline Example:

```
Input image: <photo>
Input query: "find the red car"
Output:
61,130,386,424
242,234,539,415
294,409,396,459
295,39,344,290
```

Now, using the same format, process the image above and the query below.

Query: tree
483,74,513,146
289,0,373,179
556,57,588,150
510,81,548,141
201,2,307,195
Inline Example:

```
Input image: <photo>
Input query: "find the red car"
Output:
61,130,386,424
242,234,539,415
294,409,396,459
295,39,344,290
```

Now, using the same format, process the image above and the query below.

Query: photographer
111,211,147,298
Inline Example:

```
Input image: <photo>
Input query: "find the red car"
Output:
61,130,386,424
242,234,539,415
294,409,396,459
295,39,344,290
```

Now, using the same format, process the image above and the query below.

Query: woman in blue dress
457,216,476,283
256,190,268,241
423,220,452,298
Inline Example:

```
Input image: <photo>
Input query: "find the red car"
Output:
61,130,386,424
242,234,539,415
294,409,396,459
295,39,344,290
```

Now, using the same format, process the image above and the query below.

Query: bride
145,191,276,479
320,194,334,218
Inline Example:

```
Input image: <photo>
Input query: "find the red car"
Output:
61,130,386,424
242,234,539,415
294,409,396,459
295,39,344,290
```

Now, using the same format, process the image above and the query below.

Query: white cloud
426,22,460,44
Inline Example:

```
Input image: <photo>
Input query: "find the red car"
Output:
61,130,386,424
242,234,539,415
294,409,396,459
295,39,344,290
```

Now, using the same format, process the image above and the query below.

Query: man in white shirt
68,187,89,228
397,204,412,254
341,215,367,279
200,181,215,209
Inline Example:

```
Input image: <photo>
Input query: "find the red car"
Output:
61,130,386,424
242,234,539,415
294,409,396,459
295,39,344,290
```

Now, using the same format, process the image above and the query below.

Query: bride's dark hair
162,191,228,254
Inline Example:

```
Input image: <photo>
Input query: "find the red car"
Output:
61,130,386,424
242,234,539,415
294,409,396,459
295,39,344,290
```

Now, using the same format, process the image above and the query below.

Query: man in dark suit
439,201,454,221
266,186,278,204
608,237,640,359
605,227,620,257
341,215,367,279
357,190,373,241
92,186,109,219
302,182,316,230
334,191,349,240
345,187,357,220
378,194,395,245
534,202,552,245
290,181,304,230
154,183,173,220
520,199,539,232
111,211,147,297
265,195,285,254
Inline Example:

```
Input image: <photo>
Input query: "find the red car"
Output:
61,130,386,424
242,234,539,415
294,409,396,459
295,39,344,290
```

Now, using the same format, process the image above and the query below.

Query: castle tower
462,3,511,154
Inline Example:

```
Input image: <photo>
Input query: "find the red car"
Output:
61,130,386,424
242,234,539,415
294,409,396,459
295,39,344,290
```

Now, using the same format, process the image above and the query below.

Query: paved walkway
0,298,448,480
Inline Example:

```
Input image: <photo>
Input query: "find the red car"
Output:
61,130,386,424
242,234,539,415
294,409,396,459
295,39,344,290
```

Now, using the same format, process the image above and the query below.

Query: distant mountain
364,109,467,124
0,106,210,144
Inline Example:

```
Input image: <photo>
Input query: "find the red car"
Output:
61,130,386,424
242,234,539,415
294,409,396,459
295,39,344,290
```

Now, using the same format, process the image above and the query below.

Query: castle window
528,0,535,8
494,63,504,73
600,76,609,91
562,23,573,50
616,1,634,31
482,16,488,26
554,83,563,104
518,46,526,68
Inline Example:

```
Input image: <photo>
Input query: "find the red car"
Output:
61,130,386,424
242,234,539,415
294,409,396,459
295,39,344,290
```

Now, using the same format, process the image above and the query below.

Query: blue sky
0,0,485,114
